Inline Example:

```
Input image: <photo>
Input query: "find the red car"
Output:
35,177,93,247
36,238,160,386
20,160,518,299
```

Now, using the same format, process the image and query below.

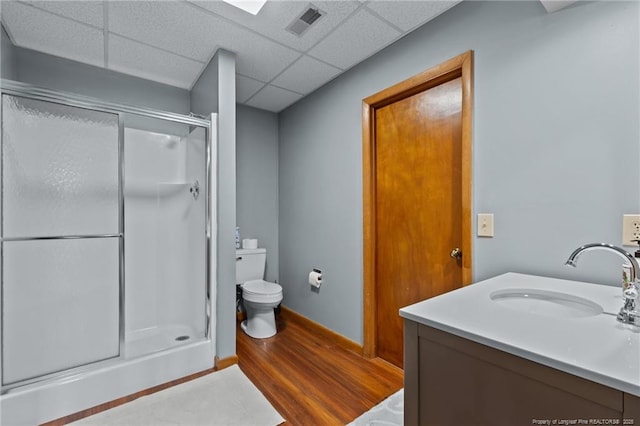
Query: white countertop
399,272,640,396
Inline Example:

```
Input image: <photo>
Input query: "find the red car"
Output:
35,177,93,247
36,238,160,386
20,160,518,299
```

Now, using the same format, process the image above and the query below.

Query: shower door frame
0,79,215,392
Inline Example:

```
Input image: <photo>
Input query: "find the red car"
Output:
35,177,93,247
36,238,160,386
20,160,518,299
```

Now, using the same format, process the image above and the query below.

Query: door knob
450,248,462,259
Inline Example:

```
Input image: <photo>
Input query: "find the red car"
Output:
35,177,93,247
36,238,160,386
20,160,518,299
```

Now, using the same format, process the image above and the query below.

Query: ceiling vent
286,5,325,37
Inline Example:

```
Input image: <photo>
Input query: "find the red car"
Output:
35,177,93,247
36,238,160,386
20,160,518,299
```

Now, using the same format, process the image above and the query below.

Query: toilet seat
242,279,283,304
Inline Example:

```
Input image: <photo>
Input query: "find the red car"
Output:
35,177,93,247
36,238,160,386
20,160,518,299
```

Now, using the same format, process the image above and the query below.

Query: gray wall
236,104,279,283
191,49,237,360
12,47,190,114
191,53,219,115
278,1,640,344
2,25,16,80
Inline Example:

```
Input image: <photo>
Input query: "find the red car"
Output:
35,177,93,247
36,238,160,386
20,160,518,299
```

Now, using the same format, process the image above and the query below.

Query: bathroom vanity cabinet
403,320,640,425
399,273,640,426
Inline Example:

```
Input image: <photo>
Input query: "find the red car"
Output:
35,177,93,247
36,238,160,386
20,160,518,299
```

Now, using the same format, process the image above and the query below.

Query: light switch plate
477,213,494,237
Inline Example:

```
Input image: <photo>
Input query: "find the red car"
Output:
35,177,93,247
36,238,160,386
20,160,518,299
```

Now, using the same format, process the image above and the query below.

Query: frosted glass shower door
1,95,121,386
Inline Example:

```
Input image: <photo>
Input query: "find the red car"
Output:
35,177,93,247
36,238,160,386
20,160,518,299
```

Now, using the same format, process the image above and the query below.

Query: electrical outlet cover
622,214,640,246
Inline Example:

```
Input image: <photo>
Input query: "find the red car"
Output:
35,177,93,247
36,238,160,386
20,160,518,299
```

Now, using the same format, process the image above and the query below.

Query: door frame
362,51,474,359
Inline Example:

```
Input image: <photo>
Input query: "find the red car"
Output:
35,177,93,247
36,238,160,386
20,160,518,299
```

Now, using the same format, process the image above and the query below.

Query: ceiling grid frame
1,0,466,112
102,1,109,68
240,0,368,106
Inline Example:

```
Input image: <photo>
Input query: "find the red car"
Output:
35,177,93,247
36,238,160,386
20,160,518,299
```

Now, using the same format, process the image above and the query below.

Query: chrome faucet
565,243,639,326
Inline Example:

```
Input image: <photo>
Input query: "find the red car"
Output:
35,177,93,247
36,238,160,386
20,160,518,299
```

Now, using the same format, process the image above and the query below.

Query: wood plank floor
44,311,402,425
237,312,404,425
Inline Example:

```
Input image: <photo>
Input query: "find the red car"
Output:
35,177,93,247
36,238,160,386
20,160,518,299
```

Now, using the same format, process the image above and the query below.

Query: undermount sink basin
490,288,604,319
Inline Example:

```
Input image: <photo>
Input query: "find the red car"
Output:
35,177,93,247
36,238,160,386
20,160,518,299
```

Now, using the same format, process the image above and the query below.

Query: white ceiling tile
271,55,341,95
365,1,460,32
539,0,578,13
307,8,400,70
190,1,361,51
108,1,219,62
237,75,265,103
213,23,301,83
21,1,104,28
0,0,459,112
108,35,205,89
109,1,300,83
246,84,303,113
1,1,104,67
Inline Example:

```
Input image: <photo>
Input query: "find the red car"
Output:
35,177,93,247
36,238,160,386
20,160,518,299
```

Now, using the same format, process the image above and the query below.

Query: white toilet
236,248,283,338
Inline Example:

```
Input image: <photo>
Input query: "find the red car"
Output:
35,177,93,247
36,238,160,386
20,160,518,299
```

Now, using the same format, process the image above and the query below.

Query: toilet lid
242,279,282,295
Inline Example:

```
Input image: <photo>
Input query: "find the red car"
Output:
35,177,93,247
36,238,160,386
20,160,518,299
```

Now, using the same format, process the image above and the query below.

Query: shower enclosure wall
0,80,216,425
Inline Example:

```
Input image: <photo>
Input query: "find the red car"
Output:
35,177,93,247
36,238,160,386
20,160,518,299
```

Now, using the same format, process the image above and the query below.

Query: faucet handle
624,282,639,300
622,280,640,299
617,281,639,326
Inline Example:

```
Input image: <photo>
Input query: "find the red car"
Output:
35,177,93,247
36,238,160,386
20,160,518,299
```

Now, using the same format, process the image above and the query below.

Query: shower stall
0,80,216,425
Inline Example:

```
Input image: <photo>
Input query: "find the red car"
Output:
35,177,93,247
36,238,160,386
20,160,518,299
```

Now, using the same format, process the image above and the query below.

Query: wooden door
362,52,473,368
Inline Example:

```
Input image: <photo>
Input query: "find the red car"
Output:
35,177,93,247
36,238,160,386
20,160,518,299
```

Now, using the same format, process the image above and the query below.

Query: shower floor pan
124,324,200,359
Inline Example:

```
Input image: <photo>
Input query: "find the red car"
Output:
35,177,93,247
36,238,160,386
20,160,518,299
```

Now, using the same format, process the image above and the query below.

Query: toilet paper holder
309,268,323,288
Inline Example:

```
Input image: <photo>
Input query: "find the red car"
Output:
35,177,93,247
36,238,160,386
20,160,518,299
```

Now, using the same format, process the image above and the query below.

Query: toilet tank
236,248,266,284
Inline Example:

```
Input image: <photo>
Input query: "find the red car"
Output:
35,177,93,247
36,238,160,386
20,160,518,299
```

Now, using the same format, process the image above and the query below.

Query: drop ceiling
1,0,466,112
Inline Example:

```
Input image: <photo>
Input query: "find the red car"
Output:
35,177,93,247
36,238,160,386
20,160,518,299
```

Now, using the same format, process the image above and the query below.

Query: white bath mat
347,388,404,426
72,365,284,426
